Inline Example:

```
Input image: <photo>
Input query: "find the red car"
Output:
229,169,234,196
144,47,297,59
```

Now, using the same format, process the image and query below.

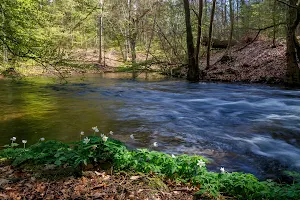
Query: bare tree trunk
195,0,203,67
98,0,104,64
183,0,199,82
146,11,157,61
227,0,234,51
272,0,277,47
286,0,300,85
206,0,216,70
2,7,7,64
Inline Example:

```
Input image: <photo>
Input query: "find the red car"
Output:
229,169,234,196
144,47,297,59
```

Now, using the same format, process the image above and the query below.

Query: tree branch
235,22,286,52
276,0,298,9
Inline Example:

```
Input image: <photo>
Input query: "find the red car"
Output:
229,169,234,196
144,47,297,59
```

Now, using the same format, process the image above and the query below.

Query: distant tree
206,0,216,70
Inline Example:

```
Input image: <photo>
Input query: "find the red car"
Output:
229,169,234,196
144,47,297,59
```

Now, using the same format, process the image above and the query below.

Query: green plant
0,135,299,199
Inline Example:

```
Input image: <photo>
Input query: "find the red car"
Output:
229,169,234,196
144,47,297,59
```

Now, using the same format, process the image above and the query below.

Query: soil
202,40,287,84
0,163,199,200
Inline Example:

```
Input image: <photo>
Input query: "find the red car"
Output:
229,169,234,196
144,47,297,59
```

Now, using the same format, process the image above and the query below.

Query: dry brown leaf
93,192,106,198
130,176,141,180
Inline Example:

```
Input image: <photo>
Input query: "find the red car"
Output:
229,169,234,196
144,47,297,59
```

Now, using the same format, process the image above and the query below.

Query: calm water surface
1,73,300,179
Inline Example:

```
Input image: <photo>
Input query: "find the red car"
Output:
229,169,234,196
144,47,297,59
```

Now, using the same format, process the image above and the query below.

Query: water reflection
0,73,300,179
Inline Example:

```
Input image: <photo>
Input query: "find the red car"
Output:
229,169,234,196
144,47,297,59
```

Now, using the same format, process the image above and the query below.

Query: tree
98,0,104,64
285,0,300,85
206,0,216,70
183,0,200,82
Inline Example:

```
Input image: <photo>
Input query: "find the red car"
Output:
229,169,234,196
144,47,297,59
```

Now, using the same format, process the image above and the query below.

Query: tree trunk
130,31,137,63
286,0,300,85
146,11,157,61
272,0,277,47
183,0,199,82
2,6,7,63
98,0,104,64
206,0,216,70
227,0,234,51
195,0,203,67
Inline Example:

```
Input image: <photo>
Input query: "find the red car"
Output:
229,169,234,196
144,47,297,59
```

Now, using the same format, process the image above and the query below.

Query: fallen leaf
93,192,106,198
130,176,141,180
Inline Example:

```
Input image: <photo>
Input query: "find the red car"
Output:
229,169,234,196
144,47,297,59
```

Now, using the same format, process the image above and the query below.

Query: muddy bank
202,40,287,84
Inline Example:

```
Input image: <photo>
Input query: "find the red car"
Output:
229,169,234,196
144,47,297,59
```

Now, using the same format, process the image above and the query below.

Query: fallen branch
235,22,286,52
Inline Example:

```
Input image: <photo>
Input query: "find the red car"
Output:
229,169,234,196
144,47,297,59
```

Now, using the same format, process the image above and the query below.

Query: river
0,73,299,179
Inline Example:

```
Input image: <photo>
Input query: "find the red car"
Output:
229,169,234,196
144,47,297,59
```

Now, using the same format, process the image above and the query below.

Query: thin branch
70,5,99,33
276,0,298,9
235,22,286,52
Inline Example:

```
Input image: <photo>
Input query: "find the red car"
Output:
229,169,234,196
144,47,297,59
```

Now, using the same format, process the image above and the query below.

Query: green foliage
116,60,155,72
0,136,300,199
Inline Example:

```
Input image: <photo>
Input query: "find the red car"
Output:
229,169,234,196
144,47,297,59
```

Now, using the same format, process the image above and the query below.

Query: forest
1,0,300,199
0,0,300,85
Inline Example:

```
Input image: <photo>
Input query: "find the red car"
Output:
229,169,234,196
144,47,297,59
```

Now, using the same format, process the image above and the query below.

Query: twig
276,0,298,9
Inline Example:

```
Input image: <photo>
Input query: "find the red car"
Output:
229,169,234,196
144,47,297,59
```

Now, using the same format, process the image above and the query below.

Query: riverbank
0,164,197,199
202,40,287,84
0,40,289,85
0,136,299,199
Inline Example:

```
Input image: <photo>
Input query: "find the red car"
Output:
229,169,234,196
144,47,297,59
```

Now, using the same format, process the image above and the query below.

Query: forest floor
0,163,198,200
202,40,287,84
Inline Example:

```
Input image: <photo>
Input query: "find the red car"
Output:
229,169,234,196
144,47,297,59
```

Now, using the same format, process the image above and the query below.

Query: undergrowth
0,136,299,199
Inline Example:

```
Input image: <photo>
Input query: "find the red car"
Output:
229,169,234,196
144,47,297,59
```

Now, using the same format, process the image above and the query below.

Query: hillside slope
203,41,287,84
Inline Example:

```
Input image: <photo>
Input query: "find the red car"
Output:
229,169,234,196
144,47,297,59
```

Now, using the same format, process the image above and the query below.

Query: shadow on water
0,72,300,179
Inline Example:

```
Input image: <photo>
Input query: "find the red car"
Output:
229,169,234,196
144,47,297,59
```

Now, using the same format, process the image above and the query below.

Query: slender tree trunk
98,0,104,64
206,0,216,70
130,31,137,63
2,7,7,64
227,0,234,51
272,0,277,47
183,0,199,82
195,0,203,67
286,0,300,85
146,12,157,61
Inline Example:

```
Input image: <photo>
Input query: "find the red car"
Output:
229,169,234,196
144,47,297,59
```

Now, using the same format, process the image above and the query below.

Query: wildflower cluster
0,127,299,199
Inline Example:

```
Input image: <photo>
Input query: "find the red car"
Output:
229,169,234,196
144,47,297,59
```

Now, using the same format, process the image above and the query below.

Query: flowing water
0,73,300,179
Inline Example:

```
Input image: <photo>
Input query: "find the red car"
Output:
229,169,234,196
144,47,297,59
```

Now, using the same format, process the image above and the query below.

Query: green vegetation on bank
1,133,299,199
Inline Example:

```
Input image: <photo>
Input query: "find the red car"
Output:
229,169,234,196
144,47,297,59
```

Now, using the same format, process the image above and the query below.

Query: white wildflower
197,159,206,168
22,140,27,148
130,134,135,140
102,136,108,142
171,154,176,158
220,167,225,173
83,137,90,144
40,138,45,141
153,142,158,147
92,126,99,132
100,134,106,138
80,131,84,136
109,131,113,135
10,137,16,142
